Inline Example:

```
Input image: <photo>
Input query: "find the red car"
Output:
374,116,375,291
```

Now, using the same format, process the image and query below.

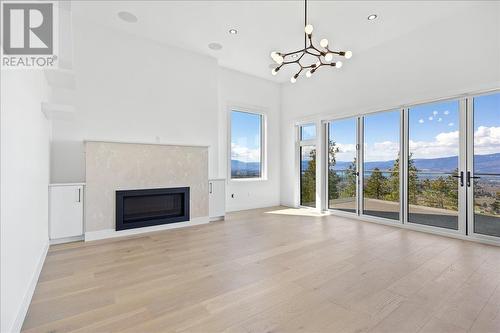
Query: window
300,124,316,141
328,118,357,213
363,111,400,220
472,93,500,237
408,100,460,230
299,124,316,207
230,110,264,179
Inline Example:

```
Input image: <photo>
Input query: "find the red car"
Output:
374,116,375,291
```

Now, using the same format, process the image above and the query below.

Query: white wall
50,16,219,183
280,3,500,207
217,67,281,212
1,71,50,333
50,18,283,212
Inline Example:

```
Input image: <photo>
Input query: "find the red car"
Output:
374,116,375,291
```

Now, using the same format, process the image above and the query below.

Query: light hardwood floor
22,207,500,333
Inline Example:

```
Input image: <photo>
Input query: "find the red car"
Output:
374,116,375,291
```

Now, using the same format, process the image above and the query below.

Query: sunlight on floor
264,208,330,217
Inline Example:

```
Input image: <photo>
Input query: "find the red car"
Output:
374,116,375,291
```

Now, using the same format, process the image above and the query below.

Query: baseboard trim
227,201,281,213
11,239,49,333
84,216,210,242
50,235,84,245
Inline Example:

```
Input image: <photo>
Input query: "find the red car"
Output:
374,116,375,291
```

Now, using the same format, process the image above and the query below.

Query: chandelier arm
283,49,305,57
309,44,324,55
305,49,321,57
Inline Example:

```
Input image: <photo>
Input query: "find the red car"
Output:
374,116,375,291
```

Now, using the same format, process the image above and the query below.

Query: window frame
360,109,403,222
228,106,267,182
297,88,500,246
324,116,361,215
297,123,318,208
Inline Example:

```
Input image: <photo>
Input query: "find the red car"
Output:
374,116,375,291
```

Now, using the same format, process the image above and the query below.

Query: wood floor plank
21,206,500,333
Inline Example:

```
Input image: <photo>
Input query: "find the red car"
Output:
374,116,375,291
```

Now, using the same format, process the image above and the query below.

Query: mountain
231,160,260,171
327,153,500,174
231,160,261,177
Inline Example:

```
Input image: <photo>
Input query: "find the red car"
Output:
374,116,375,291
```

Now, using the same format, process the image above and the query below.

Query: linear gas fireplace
116,187,190,231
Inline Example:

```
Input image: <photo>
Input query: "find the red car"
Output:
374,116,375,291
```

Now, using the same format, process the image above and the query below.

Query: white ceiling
72,1,487,83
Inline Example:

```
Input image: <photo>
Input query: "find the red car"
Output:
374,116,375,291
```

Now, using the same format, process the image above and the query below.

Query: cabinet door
209,181,225,218
49,186,84,239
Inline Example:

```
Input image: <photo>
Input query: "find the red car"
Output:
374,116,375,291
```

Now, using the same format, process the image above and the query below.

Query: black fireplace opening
116,187,190,231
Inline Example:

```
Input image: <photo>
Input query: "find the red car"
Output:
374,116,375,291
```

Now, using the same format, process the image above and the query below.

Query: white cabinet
49,184,84,243
209,179,225,221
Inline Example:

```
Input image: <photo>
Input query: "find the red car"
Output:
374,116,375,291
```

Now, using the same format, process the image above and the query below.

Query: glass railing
328,169,356,212
473,173,500,237
362,169,399,220
408,171,459,230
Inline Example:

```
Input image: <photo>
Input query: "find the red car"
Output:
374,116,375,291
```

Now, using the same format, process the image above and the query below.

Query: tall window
299,124,316,207
328,118,357,213
408,100,460,230
363,111,400,220
230,110,264,179
472,93,500,237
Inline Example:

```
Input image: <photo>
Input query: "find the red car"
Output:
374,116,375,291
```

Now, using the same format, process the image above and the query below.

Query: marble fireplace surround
84,141,209,241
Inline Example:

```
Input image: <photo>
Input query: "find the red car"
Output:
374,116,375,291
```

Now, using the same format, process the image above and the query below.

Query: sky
231,93,500,165
329,93,500,164
301,124,316,141
231,110,261,162
329,118,357,163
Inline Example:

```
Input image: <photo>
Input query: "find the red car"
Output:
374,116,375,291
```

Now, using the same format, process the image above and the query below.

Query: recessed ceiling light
229,29,238,35
208,42,223,50
118,11,138,23
291,54,298,59
367,14,378,21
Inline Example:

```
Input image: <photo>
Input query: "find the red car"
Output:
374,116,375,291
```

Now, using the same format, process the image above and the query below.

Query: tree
300,148,316,206
365,168,387,199
328,141,341,200
341,157,357,198
423,177,448,209
408,153,419,205
445,169,459,210
491,191,500,215
385,156,400,202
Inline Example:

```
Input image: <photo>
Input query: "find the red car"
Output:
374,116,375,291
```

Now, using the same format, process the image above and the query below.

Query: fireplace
116,187,190,231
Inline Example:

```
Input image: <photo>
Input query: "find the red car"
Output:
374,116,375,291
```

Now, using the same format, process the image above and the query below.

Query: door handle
209,182,212,194
77,188,81,202
466,171,480,187
452,171,464,187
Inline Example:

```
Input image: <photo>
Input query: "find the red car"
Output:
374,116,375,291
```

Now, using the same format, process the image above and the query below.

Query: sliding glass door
328,118,358,213
317,91,499,242
407,100,463,231
362,111,401,220
299,124,317,208
468,93,500,238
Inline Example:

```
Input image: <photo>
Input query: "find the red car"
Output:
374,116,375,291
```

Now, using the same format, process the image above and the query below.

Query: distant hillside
325,152,500,173
231,160,260,171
